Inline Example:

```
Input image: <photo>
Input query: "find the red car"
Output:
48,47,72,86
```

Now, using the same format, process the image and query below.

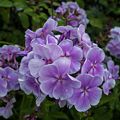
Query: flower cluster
54,2,89,27
106,27,120,58
0,45,21,69
0,1,119,119
19,16,119,112
0,98,16,119
0,45,21,118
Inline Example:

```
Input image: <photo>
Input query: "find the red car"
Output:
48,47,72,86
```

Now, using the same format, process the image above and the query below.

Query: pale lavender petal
28,58,45,77
76,74,92,87
46,44,63,60
82,60,104,76
39,64,58,81
53,57,71,75
40,80,57,97
89,64,104,76
89,76,103,87
82,33,91,45
71,46,83,61
43,18,57,33
19,51,34,75
46,35,58,44
88,87,102,105
103,79,115,95
31,38,45,47
0,85,7,97
36,94,46,106
33,44,50,59
53,81,73,100
81,60,92,74
68,90,80,105
70,60,81,73
59,40,73,53
87,47,105,63
75,94,91,112
67,74,81,88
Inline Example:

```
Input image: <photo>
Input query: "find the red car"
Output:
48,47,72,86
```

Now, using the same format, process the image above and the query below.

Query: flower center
91,63,96,69
45,59,53,64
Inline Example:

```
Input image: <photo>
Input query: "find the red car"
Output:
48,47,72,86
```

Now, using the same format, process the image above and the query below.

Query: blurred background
0,0,120,120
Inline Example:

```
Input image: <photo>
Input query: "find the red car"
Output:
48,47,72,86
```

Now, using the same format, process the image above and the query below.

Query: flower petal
53,81,73,100
40,80,57,97
75,94,91,112
54,57,71,75
87,47,105,63
88,87,102,105
28,58,45,77
59,39,73,53
39,64,58,81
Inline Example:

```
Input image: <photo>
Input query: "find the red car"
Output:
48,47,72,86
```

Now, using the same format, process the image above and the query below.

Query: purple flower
82,47,105,76
19,51,34,76
106,39,120,58
56,26,77,41
28,44,64,77
59,39,83,73
106,26,120,58
19,75,46,106
19,51,46,106
58,100,72,108
0,45,20,62
77,24,92,56
0,67,19,97
35,18,57,39
68,74,102,112
25,18,57,52
0,45,21,69
25,29,36,52
55,2,88,27
77,24,91,46
107,60,119,80
0,76,7,97
110,27,120,40
0,98,16,119
102,69,115,95
39,57,81,100
33,44,63,62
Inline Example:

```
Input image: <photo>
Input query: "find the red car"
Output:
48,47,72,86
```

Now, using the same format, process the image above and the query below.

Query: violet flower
25,18,57,52
107,60,119,80
0,98,16,119
0,67,19,97
19,75,46,106
39,57,81,100
106,26,120,58
82,47,105,76
55,2,88,27
59,39,83,73
0,45,21,69
102,69,116,95
69,74,102,112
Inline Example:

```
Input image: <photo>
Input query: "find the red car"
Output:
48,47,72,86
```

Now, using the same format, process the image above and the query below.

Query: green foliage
0,0,120,120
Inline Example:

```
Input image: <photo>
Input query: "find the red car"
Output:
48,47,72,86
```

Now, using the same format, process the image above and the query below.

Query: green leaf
18,13,29,28
19,95,35,119
49,112,69,120
24,8,34,16
76,0,85,8
0,0,13,8
93,107,113,120
89,18,103,29
14,1,27,9
39,13,48,20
